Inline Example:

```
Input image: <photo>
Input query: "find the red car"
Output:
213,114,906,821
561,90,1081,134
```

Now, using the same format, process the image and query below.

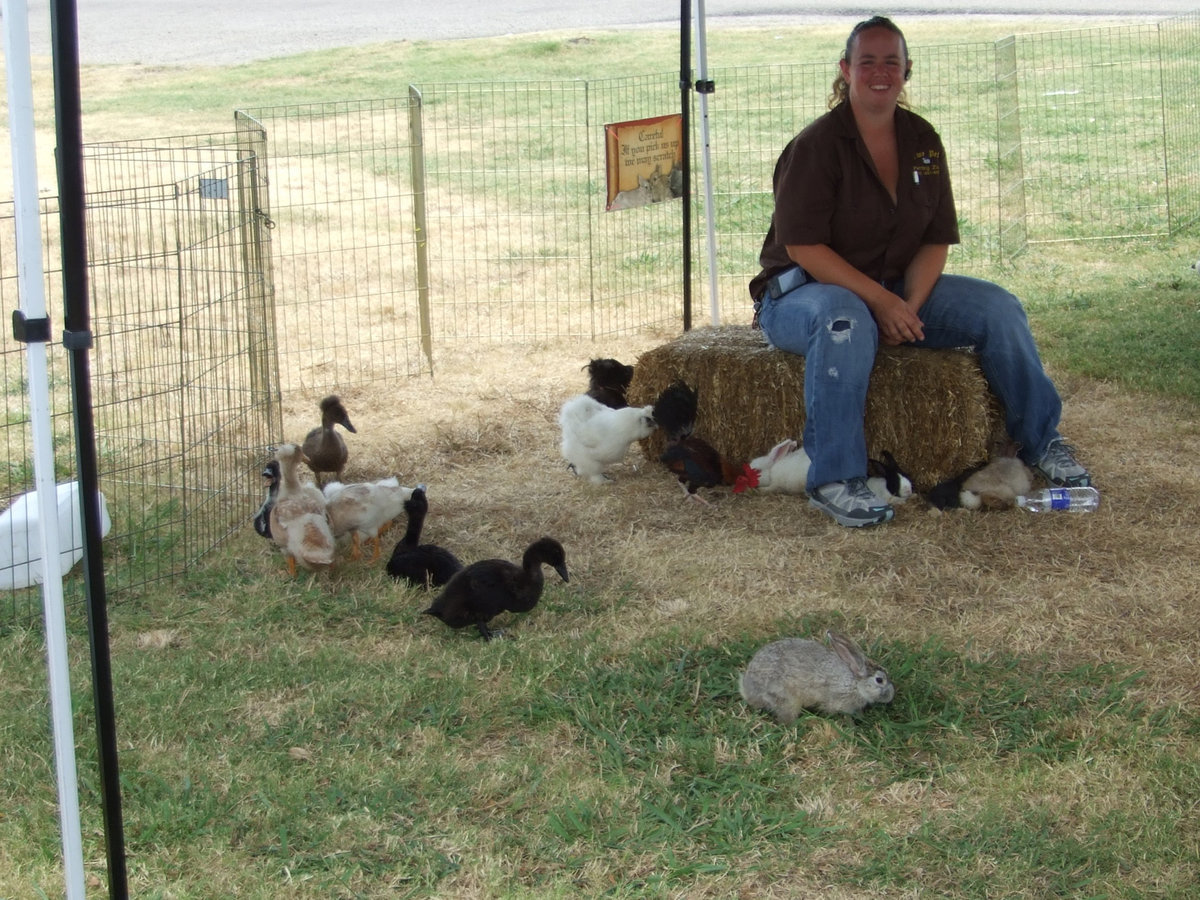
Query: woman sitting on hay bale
749,15,1090,528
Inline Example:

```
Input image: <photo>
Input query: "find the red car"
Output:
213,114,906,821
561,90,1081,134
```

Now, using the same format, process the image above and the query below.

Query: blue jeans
757,271,1063,491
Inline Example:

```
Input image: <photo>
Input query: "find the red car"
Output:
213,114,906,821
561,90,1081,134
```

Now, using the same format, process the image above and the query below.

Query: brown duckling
424,537,569,640
302,395,357,486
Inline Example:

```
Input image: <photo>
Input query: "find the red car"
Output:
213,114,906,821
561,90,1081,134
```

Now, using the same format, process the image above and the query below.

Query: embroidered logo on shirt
912,149,942,180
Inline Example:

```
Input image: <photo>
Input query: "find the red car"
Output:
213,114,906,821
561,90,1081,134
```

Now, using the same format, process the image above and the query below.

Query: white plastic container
0,482,112,590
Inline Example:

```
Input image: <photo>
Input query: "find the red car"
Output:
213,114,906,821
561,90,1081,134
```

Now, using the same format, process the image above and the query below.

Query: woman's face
840,26,909,114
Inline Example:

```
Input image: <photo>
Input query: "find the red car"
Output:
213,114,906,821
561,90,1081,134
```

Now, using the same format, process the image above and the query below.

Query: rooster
558,393,656,484
660,437,754,503
584,357,635,409
652,380,753,503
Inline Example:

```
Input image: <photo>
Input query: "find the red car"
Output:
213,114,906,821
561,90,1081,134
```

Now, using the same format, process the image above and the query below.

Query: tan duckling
302,395,357,486
323,476,413,562
269,443,335,576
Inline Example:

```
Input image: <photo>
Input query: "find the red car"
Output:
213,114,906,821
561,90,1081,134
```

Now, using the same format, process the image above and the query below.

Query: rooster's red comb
732,464,760,494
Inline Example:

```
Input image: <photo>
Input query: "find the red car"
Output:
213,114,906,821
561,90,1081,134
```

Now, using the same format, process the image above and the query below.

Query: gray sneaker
809,477,895,527
1034,438,1091,487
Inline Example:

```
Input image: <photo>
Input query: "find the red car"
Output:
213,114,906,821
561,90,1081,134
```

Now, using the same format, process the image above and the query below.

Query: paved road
14,0,1199,66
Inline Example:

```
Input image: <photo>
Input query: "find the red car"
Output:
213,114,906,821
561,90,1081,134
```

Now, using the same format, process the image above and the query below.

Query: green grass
1002,238,1200,402
5,571,1197,898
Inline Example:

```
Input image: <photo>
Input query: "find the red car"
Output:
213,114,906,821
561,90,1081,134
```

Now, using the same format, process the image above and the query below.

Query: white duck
323,476,414,561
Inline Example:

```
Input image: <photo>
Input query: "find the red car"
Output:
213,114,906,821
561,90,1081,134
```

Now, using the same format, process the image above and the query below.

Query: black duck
253,459,281,539
386,486,463,588
424,537,569,640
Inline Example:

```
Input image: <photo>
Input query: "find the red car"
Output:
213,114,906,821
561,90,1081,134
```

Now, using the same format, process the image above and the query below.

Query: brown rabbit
960,438,1033,509
739,630,895,722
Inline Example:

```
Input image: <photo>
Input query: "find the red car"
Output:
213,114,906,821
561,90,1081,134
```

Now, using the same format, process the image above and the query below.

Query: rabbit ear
769,438,797,463
826,630,870,678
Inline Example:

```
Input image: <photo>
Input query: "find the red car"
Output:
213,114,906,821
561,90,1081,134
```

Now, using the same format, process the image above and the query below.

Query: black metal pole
680,0,693,331
49,1,129,896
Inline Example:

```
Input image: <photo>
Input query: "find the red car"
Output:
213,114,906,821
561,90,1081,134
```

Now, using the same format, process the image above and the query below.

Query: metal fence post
234,113,284,441
408,86,434,374
995,35,1026,261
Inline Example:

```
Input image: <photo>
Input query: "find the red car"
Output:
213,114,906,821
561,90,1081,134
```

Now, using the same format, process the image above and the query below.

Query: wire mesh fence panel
237,99,432,390
1015,23,1175,242
1160,13,1200,234
907,41,1002,269
0,144,276,624
82,156,277,600
417,76,688,342
586,73,694,337
699,62,828,324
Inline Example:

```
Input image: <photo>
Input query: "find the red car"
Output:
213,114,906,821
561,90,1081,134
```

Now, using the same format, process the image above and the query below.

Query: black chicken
423,537,570,640
385,486,463,588
652,380,750,502
651,379,698,443
253,460,281,539
584,357,635,409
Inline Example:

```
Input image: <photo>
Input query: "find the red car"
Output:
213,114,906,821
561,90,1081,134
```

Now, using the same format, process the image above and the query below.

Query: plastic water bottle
1015,486,1100,513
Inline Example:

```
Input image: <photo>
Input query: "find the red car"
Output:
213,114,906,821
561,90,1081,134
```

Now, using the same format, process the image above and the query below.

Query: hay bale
629,325,1006,491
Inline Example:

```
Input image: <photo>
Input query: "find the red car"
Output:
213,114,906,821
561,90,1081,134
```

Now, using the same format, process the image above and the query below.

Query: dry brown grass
273,330,1200,708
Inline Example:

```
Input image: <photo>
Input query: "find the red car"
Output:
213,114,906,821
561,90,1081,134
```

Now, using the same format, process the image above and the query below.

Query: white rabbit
748,438,810,494
739,630,895,722
749,440,911,505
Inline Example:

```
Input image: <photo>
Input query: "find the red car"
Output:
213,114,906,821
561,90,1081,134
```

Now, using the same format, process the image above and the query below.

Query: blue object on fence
199,177,229,200
0,482,112,590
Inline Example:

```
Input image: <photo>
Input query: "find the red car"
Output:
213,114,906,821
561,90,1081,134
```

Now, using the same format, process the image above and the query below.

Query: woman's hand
870,291,925,345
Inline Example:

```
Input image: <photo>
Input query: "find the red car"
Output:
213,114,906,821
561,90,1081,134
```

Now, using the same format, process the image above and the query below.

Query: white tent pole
1,0,88,896
692,0,721,325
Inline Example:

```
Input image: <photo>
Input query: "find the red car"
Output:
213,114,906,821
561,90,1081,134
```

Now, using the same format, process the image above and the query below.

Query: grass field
3,17,1200,900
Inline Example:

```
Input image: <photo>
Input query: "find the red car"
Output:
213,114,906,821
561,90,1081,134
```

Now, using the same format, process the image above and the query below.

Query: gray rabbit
739,630,895,722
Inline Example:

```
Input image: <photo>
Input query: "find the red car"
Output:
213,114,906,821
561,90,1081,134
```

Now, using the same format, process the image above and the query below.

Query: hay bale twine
629,325,1006,491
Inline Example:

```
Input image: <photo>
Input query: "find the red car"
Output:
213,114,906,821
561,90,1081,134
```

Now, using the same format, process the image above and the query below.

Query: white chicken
270,443,336,575
558,393,657,484
323,476,414,561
